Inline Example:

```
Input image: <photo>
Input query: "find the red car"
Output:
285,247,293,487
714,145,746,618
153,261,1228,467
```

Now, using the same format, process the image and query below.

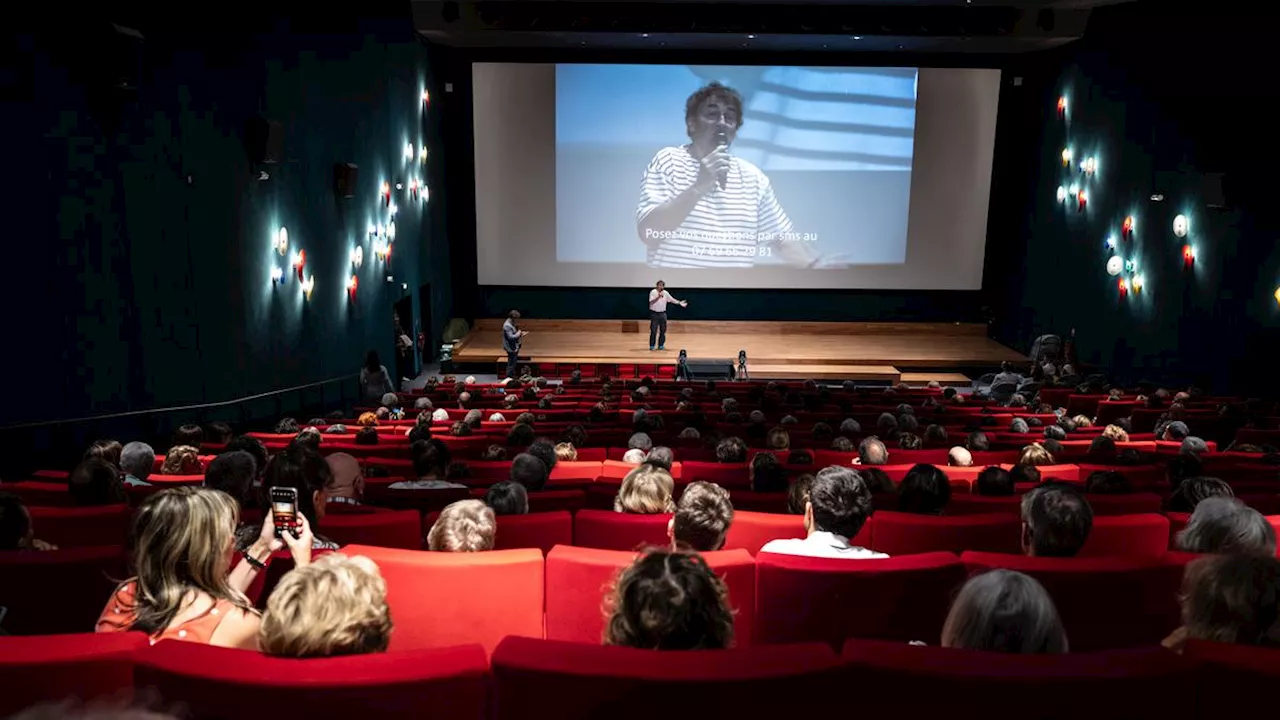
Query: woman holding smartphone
96,486,313,649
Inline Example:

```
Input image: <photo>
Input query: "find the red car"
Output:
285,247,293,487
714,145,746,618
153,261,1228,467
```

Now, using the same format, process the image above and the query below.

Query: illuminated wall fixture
1122,215,1135,239
346,275,358,295
373,238,389,260
378,223,387,239
1057,95,1068,117
1183,244,1195,266
387,221,396,241
1106,256,1123,276
300,275,315,299
1076,189,1088,211
421,183,430,203
422,89,431,105
275,227,289,256
291,249,306,278
1132,274,1145,292
404,142,415,161
1173,214,1189,238
1118,278,1128,296
410,178,421,200
350,245,364,269
270,266,284,284
396,181,403,190
381,181,391,207
1124,259,1137,274
1061,147,1073,167
1105,235,1118,252
1080,156,1096,175
1274,287,1280,305
367,222,377,238
389,202,398,217
419,144,428,163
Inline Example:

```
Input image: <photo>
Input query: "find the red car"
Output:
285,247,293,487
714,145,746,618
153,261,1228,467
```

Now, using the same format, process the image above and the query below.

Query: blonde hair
555,442,579,461
1071,414,1093,428
428,500,496,552
614,465,676,514
160,445,201,475
357,412,379,427
1018,443,1055,467
1102,424,1130,442
260,554,392,658
125,487,253,635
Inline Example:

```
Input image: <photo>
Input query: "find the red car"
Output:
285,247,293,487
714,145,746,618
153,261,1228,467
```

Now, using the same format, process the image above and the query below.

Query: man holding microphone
648,280,687,352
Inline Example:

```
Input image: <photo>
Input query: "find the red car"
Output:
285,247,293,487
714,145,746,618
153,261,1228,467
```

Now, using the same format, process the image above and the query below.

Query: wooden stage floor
453,320,1025,381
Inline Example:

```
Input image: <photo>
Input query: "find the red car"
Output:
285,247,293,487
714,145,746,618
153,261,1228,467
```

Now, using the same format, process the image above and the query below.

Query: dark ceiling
412,0,1144,54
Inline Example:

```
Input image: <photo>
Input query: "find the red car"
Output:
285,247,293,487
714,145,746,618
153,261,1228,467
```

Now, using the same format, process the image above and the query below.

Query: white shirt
387,478,467,491
649,289,675,313
637,145,793,269
759,531,888,560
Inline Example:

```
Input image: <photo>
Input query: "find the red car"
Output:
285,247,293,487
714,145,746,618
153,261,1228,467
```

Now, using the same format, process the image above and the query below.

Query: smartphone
269,486,299,539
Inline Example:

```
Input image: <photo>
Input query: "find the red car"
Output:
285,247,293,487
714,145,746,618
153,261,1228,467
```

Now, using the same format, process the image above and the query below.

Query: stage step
897,371,972,387
746,364,901,382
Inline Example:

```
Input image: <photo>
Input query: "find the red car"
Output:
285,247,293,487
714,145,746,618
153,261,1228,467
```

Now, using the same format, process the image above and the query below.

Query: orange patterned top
96,581,236,645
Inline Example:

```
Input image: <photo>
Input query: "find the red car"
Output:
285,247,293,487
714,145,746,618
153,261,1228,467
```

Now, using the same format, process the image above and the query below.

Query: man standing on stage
648,280,688,352
503,310,528,379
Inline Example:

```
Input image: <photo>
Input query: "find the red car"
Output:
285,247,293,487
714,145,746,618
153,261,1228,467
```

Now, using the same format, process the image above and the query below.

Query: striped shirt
637,145,793,268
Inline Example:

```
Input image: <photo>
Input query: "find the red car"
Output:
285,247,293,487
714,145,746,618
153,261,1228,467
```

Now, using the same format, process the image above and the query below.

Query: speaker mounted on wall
244,116,283,164
333,163,359,199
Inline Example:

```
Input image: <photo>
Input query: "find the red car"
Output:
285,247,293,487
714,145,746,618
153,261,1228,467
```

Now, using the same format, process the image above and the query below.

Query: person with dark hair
68,459,125,506
85,439,124,469
173,424,204,451
507,423,536,448
481,444,508,462
1021,482,1093,557
407,424,433,446
204,451,259,511
1088,435,1117,457
205,421,234,445
715,436,747,464
485,480,530,516
1009,463,1042,486
830,436,855,452
898,433,923,450
636,81,818,269
261,447,339,551
786,474,815,515
388,441,464,491
292,428,322,451
503,311,528,380
897,464,951,515
604,549,735,650
563,425,589,449
646,280,689,351
858,437,888,466
223,436,268,482
1169,476,1234,513
354,426,379,446
1165,553,1280,651
1085,470,1132,495
360,351,396,405
750,452,788,493
974,466,1014,497
941,569,1068,654
761,466,884,558
0,492,55,551
644,446,675,472
670,481,734,552
787,448,814,466
859,466,896,495
766,426,790,451
274,418,300,435
510,452,550,492
923,424,948,447
526,438,559,474
1166,453,1204,493
1176,497,1277,556
966,431,991,452
1043,425,1067,442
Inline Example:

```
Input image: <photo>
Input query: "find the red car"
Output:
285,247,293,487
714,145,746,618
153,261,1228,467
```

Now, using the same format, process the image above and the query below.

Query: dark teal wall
6,17,451,427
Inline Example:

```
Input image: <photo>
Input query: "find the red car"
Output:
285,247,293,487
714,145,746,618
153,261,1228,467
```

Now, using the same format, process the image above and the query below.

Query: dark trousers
649,311,667,349
506,351,520,379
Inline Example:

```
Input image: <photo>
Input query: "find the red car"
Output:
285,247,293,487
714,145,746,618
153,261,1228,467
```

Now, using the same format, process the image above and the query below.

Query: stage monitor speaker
684,359,734,381
333,163,359,198
245,116,283,164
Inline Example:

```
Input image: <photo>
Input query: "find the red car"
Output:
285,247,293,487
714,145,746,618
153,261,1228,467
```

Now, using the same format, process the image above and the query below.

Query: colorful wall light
381,181,391,207
1132,274,1145,292
350,246,364,269
1173,214,1189,238
275,227,289,256
1183,245,1195,266
301,275,315,299
1122,216,1135,238
1057,95,1068,117
270,266,284,284
1056,185,1067,203
1118,278,1128,296
1077,189,1088,211
1105,235,1118,251
1106,256,1123,276
1061,148,1073,167
1274,287,1280,305
291,249,306,278
346,275,358,295
404,142,415,161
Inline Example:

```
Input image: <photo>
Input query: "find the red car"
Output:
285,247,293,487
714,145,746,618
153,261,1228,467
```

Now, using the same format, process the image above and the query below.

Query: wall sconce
301,275,315,299
1122,216,1135,239
381,181,391,207
270,266,284,284
275,227,289,256
1118,278,1127,296
1132,274,1145,292
404,143,415,161
367,222,377,237
346,275,358,295
1124,259,1137,274
422,89,430,105
1061,148,1073,167
1080,157,1096,175
1106,256,1123,276
419,145,428,163
291,249,306,278
1173,214,1189,238
1076,189,1088,211
373,239,389,260
1274,287,1280,305
1057,95,1068,117
350,246,364,268
1105,235,1117,251
387,222,396,241
1183,244,1195,266
1056,185,1066,203
389,202,398,217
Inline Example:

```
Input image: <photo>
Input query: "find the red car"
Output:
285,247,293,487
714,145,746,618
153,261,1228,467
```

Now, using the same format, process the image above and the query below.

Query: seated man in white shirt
760,466,887,559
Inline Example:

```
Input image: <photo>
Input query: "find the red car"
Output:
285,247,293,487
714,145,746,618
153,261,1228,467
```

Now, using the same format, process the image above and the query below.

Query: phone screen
269,487,298,538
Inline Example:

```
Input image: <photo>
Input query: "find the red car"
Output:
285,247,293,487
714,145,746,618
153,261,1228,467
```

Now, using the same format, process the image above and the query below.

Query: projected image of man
636,82,817,269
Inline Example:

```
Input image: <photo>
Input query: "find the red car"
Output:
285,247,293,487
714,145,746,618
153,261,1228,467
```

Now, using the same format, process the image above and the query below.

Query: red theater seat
1078,514,1170,558
1184,641,1280,720
493,511,573,554
961,551,1188,651
840,639,1195,719
24,504,131,547
755,551,966,647
722,510,808,555
0,632,148,716
135,641,487,720
870,512,1023,555
544,545,756,647
681,461,750,488
319,509,422,550
945,494,1021,515
548,462,605,487
1,481,76,506
1082,492,1164,516
573,509,672,551
727,491,790,514
0,546,126,635
340,545,543,655
489,636,842,720
526,489,587,514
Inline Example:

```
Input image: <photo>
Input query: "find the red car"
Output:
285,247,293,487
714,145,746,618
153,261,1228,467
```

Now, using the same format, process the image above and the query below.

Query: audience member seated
940,569,1068,654
507,423,536,448
1176,497,1277,555
948,447,973,467
1021,482,1093,558
716,437,747,464
923,424,948,447
750,452,788,493
760,466,884,559
831,437,855,452
1163,421,1190,442
858,436,889,466
389,441,466,491
614,465,676,514
160,445,201,475
1019,444,1054,467
1169,476,1234,513
482,444,508,462
259,554,391,659
974,466,1014,497
897,464,950,515
966,432,991,452
1043,425,1067,442
69,459,126,506
860,467,895,494
173,423,204,452
622,448,647,464
555,442,578,462
1101,424,1129,443
1181,436,1209,457
323,452,364,508
97,487,313,648
84,439,123,470
262,448,340,551
1164,554,1280,651
526,439,559,474
670,481,733,552
1084,470,1131,495
766,426,790,451
485,480,529,516
120,441,155,487
898,433,923,450
603,549,734,650
354,426,380,446
1009,419,1029,435
205,451,259,512
225,436,268,482
427,499,496,552
787,474,814,515
628,432,654,453
0,492,56,551
644,446,674,472
1009,463,1042,487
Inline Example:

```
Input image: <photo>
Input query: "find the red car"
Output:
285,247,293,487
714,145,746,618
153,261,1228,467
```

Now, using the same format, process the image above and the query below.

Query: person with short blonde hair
670,481,734,552
160,445,201,475
1018,444,1055,468
555,442,579,461
614,465,676,514
427,499,496,552
1101,424,1129,442
260,554,391,658
357,411,379,427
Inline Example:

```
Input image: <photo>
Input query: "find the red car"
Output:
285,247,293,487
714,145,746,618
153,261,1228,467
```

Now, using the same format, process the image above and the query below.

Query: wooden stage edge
452,320,1025,379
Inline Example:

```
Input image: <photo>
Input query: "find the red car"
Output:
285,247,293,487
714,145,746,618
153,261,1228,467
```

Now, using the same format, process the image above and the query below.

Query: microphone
714,130,729,190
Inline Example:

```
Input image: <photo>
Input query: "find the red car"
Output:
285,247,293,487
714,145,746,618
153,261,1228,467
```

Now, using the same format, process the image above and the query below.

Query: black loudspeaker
333,163,359,198
684,359,734,381
244,117,283,164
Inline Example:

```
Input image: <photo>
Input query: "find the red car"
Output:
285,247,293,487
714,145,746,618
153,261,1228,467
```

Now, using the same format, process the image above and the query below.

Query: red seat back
1184,640,1280,720
0,632,148,716
961,551,1188,651
755,551,966,648
1079,514,1170,558
681,461,750,489
135,640,487,720
0,546,126,635
526,489,587,514
727,490,789,514
870,512,1023,555
319,509,422,550
0,481,76,507
840,638,1195,719
544,545,756,647
1083,492,1164,516
493,511,574,554
722,510,808,555
25,504,131,548
573,509,672,551
490,636,842,720
945,494,1021,515
339,545,543,655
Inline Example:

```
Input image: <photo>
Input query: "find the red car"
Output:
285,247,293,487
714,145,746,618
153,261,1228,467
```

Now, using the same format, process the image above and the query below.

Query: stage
451,320,1026,383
